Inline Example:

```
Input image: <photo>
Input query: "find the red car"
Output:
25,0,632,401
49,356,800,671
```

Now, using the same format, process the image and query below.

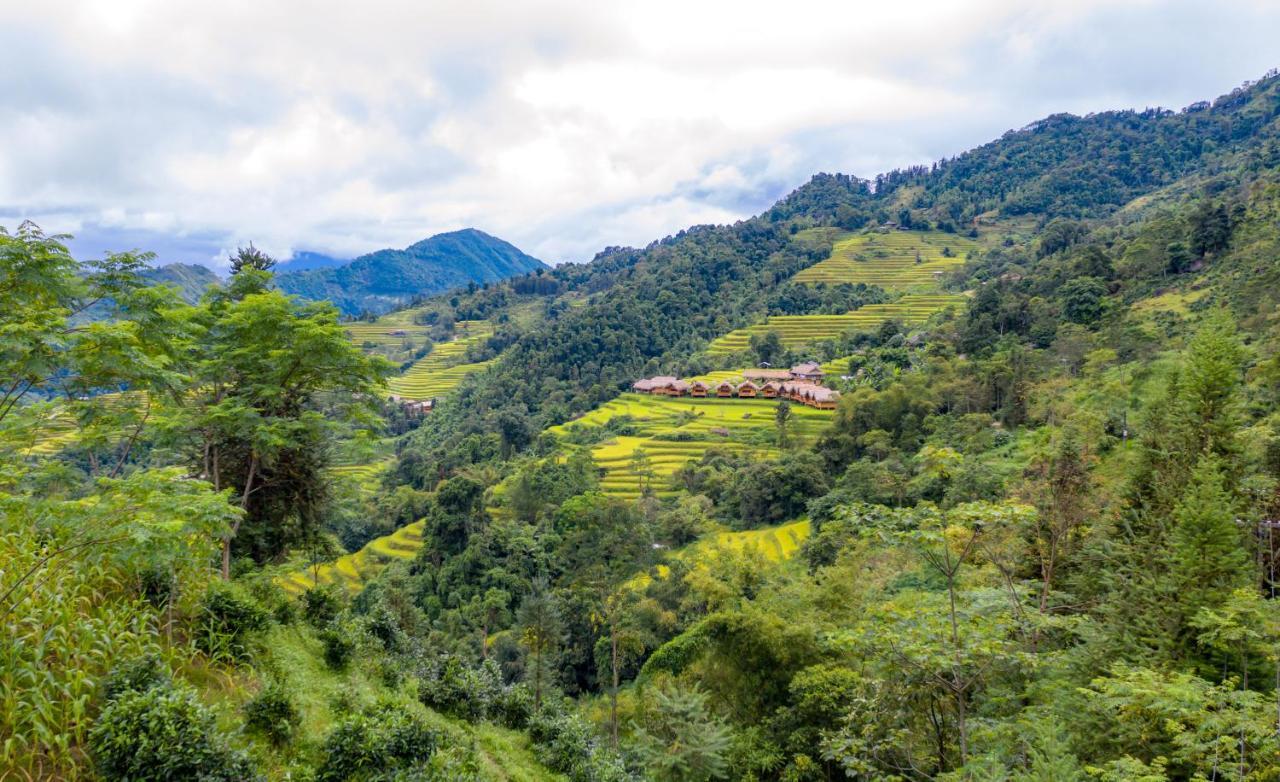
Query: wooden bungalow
714,380,735,398
760,381,780,399
809,387,840,410
736,380,759,398
690,380,709,398
744,369,792,382
662,379,691,397
645,376,679,395
789,362,826,382
632,378,657,393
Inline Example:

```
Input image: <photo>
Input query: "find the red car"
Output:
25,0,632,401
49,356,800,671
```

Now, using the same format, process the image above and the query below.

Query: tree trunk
610,618,620,749
222,452,257,580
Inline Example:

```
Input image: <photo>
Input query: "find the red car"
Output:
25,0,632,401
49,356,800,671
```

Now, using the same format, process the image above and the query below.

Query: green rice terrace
342,305,435,363
385,320,494,401
792,228,980,287
706,293,967,355
550,393,834,500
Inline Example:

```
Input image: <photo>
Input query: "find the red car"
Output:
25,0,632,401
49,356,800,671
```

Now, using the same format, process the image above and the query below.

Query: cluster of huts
631,363,840,410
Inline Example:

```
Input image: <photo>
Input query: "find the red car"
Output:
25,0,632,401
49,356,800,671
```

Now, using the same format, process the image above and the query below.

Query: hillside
142,262,220,302
276,228,548,315
9,70,1280,782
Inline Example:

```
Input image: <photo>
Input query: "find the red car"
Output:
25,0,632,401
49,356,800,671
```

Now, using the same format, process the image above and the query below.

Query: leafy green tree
774,400,793,449
749,331,784,367
1059,277,1108,326
179,277,392,577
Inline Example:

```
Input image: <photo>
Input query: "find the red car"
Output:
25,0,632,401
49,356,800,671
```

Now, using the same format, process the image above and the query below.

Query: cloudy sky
1,1,1277,269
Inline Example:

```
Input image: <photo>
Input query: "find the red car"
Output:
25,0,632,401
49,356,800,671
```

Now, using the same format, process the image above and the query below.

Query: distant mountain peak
276,229,546,315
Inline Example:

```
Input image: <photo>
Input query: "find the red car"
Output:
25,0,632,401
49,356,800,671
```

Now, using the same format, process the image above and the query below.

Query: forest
4,72,1280,781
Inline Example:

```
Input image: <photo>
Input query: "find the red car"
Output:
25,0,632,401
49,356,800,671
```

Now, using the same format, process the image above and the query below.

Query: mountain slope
276,228,547,315
143,262,219,303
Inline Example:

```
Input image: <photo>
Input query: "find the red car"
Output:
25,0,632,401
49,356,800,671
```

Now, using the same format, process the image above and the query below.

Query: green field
792,229,979,288
385,320,493,401
706,294,966,355
551,393,833,500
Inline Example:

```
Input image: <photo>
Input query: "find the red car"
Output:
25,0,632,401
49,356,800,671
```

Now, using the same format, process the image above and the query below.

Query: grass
706,294,967,355
385,321,493,401
792,229,980,288
551,393,834,500
342,305,436,363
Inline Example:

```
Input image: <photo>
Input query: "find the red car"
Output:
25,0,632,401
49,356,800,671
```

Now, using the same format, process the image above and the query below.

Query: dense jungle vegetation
5,71,1280,781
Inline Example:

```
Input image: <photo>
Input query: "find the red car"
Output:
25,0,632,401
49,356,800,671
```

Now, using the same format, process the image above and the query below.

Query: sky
1,1,1278,270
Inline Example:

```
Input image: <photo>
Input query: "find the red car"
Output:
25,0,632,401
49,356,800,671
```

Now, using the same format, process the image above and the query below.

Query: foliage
90,680,258,782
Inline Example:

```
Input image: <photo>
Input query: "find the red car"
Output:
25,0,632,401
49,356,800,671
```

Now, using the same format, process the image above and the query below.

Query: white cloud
0,0,1277,268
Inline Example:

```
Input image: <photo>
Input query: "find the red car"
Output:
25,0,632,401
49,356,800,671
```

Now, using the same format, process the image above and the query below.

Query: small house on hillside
760,381,780,399
789,362,825,382
744,369,791,382
632,378,657,393
714,380,735,398
690,380,709,398
736,380,759,398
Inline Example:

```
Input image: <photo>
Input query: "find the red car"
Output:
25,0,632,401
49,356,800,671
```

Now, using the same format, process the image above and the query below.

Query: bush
90,682,258,782
243,680,301,747
303,584,345,626
528,702,632,782
315,703,440,782
197,581,270,660
100,653,169,703
418,655,503,721
321,621,359,670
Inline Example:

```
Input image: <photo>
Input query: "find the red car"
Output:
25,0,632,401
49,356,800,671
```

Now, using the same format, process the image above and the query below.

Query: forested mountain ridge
276,228,548,316
6,70,1280,782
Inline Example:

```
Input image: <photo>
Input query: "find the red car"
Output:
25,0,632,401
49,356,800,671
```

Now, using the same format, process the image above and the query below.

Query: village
630,362,841,410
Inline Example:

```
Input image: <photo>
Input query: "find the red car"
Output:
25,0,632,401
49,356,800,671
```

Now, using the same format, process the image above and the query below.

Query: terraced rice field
343,306,435,362
279,519,425,595
385,321,493,401
630,518,812,588
551,393,834,500
23,391,151,456
793,229,979,288
706,294,966,355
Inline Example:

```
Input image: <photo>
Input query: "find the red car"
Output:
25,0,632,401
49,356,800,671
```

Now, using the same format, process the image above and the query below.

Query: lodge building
630,364,839,410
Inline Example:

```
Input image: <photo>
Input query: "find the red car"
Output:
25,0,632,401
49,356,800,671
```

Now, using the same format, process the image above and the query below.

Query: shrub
303,584,345,626
243,680,301,747
100,653,169,703
197,581,270,660
321,621,359,670
418,655,503,721
315,703,440,782
528,702,632,782
90,682,258,782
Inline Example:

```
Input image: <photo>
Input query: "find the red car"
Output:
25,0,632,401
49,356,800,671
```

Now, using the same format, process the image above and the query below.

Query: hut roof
790,362,824,376
744,369,792,380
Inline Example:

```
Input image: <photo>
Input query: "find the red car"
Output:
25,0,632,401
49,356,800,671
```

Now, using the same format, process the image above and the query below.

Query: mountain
275,228,547,315
141,262,220,303
281,250,347,272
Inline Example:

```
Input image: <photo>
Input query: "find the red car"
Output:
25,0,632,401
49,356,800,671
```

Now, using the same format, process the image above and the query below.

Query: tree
631,684,731,782
518,578,564,711
1172,457,1250,630
749,331,784,366
774,400,793,449
182,280,392,577
1059,277,1108,326
1189,202,1232,258
228,244,276,275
